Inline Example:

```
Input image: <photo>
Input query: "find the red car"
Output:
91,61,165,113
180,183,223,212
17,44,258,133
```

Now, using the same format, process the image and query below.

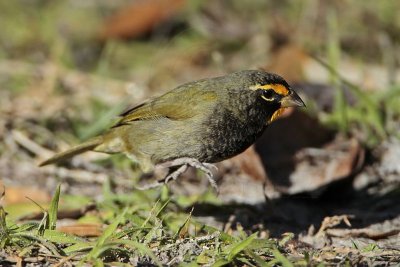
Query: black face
259,88,283,104
223,69,296,109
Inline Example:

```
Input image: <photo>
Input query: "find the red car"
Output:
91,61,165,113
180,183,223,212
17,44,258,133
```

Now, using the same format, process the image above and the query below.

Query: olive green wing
113,87,217,127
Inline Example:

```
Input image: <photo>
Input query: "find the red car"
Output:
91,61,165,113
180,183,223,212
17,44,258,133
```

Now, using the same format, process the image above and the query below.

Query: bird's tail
39,136,103,166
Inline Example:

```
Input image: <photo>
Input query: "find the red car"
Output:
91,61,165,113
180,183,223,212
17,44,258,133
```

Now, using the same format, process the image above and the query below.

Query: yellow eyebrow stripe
250,84,289,96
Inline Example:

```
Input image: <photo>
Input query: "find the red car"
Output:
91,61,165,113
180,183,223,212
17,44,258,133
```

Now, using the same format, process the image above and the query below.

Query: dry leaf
57,223,102,237
0,184,50,205
288,137,364,195
229,146,267,182
264,44,309,83
99,0,186,40
19,204,97,221
255,110,335,191
327,228,400,240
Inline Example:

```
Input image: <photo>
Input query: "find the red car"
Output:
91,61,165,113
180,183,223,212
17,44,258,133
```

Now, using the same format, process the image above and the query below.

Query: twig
316,215,354,237
43,167,108,184
52,254,78,267
11,130,53,158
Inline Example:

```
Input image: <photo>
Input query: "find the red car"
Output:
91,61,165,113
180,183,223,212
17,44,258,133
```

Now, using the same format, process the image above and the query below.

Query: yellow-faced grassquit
40,70,305,189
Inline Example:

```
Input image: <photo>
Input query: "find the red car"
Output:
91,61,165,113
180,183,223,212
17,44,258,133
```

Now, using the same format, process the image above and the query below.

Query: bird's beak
280,90,306,108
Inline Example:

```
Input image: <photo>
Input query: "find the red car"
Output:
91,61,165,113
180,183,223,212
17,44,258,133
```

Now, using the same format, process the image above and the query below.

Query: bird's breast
199,103,269,162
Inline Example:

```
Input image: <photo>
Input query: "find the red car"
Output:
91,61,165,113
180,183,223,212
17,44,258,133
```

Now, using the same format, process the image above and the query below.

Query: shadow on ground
189,184,400,238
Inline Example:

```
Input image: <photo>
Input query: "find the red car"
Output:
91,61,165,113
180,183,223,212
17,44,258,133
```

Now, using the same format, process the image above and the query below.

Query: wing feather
113,87,217,127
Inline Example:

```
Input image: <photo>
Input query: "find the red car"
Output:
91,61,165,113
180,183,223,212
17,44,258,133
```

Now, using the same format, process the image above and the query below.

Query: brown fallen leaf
255,107,365,196
287,137,364,195
229,146,268,182
0,183,50,205
57,223,102,237
264,44,310,83
326,228,400,240
19,203,96,221
99,0,186,40
255,110,335,191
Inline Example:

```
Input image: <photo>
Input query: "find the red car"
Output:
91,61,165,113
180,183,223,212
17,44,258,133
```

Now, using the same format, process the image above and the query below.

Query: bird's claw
203,163,219,172
178,159,219,193
163,164,188,184
136,158,218,192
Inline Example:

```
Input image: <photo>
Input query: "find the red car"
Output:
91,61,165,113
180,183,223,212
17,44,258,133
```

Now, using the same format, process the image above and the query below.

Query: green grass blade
141,199,160,228
64,242,94,254
212,258,230,267
272,249,294,267
155,199,170,217
12,232,62,256
227,232,258,261
43,229,84,244
48,184,61,230
111,239,162,267
86,208,127,259
0,207,10,248
174,206,193,239
246,250,269,267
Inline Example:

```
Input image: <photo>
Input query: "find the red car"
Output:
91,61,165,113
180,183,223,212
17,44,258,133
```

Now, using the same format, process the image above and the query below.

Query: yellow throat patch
268,108,285,124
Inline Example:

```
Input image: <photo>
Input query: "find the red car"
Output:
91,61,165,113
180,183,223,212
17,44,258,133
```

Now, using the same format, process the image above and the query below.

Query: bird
40,70,305,190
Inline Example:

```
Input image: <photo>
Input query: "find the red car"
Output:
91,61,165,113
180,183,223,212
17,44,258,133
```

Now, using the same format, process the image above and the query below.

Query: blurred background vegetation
1,0,400,265
1,0,399,144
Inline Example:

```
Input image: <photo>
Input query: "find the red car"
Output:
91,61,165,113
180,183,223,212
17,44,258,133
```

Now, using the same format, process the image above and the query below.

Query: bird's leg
134,163,191,190
135,158,219,192
158,157,219,192
202,163,219,172
134,162,192,190
162,164,188,183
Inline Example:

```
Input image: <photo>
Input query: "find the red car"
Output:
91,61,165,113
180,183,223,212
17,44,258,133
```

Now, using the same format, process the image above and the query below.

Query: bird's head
235,70,305,123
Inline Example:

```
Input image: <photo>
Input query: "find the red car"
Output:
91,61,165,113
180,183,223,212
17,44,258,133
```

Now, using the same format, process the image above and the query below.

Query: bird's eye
262,89,274,100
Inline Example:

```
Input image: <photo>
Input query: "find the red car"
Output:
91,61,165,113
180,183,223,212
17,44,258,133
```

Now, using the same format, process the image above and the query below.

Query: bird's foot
163,164,188,184
135,158,219,192
156,157,219,192
188,161,219,193
134,180,165,190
